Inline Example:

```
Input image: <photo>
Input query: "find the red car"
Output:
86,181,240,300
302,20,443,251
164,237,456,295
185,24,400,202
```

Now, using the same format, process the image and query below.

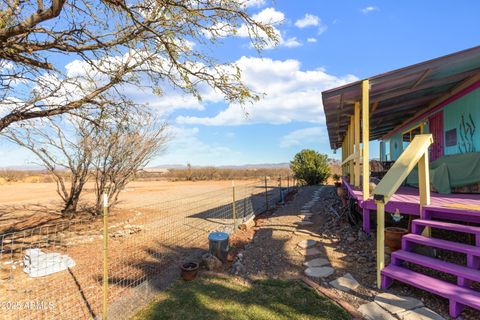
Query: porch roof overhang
322,45,480,150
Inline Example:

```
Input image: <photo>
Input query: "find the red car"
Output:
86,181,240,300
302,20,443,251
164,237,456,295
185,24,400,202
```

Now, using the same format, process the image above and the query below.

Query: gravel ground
236,185,480,320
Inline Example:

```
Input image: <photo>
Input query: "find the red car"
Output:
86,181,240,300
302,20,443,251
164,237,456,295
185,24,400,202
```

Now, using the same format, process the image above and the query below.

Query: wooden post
103,188,109,320
418,153,431,236
354,101,361,187
232,181,237,230
264,176,268,210
376,201,385,288
349,115,354,183
362,79,370,200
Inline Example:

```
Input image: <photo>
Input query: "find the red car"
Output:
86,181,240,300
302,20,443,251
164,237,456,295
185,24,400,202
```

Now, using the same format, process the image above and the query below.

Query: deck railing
372,134,433,288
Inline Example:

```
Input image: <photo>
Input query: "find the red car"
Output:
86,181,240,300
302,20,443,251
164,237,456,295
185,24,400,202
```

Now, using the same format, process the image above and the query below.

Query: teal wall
381,121,427,161
443,88,480,155
380,88,480,161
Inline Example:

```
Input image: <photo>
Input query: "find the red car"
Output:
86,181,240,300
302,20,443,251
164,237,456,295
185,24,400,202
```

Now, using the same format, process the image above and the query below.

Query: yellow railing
372,134,433,288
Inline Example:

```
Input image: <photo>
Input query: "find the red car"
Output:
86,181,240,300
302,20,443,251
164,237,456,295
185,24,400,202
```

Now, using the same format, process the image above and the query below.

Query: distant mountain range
0,159,340,171
148,163,291,170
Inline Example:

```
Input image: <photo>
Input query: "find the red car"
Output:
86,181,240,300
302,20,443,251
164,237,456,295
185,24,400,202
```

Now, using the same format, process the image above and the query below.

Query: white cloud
294,14,319,28
176,56,357,126
307,37,317,43
361,6,379,14
153,126,243,166
284,37,302,48
280,127,324,148
242,0,266,8
318,24,327,35
252,7,284,24
294,14,327,35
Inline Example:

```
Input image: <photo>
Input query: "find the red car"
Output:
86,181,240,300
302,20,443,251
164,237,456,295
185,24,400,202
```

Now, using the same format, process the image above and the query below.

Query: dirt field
0,178,283,320
0,179,261,233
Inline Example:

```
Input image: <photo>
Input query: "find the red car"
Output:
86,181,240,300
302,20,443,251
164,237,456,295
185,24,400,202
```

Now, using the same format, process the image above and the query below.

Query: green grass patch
132,274,350,320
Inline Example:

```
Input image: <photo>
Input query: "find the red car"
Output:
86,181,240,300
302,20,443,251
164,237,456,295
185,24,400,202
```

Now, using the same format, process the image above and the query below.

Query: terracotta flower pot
385,227,409,252
180,262,199,281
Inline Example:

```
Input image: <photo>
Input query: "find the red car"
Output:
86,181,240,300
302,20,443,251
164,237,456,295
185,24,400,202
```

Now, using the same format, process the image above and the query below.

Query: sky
1,0,480,167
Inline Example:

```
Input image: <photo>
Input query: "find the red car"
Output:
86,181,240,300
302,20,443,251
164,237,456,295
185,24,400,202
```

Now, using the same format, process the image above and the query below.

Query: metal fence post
264,176,268,210
279,176,284,205
103,188,109,320
232,181,237,230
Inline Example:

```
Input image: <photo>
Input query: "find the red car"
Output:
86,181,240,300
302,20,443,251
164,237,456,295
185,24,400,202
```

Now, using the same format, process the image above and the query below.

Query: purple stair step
424,205,480,215
402,234,480,256
381,265,480,315
412,219,480,235
424,205,480,217
392,250,480,282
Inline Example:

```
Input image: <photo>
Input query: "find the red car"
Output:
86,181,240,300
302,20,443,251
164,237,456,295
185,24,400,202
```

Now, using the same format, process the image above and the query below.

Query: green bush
290,149,331,185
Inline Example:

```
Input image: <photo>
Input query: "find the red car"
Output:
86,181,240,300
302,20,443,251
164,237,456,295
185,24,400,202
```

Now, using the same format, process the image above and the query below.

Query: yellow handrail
373,134,433,288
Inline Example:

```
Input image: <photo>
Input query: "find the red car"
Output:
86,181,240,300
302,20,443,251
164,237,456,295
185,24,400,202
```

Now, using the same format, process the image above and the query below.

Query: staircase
381,207,480,318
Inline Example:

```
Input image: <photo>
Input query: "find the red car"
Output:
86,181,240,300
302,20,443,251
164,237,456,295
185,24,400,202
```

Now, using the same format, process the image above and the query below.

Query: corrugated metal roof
322,45,480,149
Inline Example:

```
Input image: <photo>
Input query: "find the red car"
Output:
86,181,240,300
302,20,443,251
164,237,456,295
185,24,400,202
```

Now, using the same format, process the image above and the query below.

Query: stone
298,247,322,256
202,253,222,271
374,293,424,315
296,221,313,226
358,229,368,241
358,302,397,320
303,258,330,267
357,257,367,263
300,209,311,213
347,236,356,243
398,307,445,320
304,266,334,278
298,213,313,219
297,239,317,249
329,273,360,292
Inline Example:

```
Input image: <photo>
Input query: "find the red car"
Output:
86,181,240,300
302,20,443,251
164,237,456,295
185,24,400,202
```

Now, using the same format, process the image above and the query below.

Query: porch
342,179,480,233
322,46,480,318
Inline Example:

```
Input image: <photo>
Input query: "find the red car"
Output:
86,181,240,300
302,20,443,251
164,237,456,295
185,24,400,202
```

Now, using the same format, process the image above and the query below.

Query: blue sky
1,0,480,167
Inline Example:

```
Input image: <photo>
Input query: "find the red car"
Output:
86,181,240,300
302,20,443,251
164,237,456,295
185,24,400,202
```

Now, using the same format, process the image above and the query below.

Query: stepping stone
303,258,330,267
297,239,317,249
294,230,314,236
297,215,312,220
298,247,322,256
374,293,423,315
358,302,397,320
296,221,313,226
304,266,334,279
398,307,445,320
329,273,360,292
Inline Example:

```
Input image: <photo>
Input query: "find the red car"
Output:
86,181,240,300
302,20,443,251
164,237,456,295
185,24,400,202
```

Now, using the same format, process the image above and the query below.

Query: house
322,46,480,318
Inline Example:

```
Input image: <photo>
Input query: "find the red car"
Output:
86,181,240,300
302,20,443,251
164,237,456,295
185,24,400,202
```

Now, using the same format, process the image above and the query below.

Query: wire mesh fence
0,176,297,320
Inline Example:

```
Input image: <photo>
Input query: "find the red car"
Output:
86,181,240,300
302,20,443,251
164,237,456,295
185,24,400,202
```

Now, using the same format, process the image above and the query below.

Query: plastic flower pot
385,227,409,252
180,262,199,281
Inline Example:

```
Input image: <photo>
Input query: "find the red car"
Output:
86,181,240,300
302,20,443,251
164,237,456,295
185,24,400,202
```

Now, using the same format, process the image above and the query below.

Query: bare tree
2,104,168,216
92,111,168,215
2,115,96,215
0,1,278,131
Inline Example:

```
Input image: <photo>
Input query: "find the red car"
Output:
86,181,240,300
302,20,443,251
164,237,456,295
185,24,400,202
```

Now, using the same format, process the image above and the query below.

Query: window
402,124,424,149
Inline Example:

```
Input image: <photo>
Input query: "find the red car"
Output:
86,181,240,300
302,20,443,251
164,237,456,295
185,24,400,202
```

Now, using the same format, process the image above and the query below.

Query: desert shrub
162,167,292,181
290,149,331,185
